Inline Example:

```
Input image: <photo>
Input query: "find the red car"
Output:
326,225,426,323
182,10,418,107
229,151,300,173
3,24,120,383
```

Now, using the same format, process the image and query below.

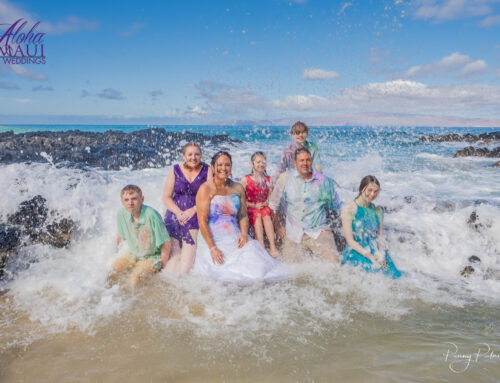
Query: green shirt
117,205,170,262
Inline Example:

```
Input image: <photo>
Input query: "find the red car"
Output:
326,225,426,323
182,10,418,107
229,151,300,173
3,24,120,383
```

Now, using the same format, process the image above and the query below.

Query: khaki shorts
281,229,339,263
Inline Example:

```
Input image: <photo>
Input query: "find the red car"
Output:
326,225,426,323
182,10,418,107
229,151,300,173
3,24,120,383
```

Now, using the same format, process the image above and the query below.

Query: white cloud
193,80,266,109
480,13,500,26
98,88,125,100
412,0,496,22
405,52,489,79
43,16,99,35
459,60,488,76
269,80,500,114
14,98,31,104
0,0,32,23
120,22,146,37
193,79,500,119
164,105,208,119
0,64,47,81
405,52,470,78
0,0,98,34
0,81,19,89
302,68,340,80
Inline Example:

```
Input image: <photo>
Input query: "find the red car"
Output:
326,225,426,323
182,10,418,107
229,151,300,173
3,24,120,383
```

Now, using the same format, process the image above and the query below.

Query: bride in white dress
193,151,289,283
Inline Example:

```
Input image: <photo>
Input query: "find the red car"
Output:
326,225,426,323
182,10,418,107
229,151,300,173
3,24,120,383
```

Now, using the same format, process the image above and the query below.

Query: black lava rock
454,146,500,158
0,128,240,170
419,132,500,143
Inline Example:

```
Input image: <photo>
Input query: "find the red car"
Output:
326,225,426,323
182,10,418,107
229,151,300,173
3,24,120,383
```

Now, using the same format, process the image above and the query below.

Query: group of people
109,121,402,286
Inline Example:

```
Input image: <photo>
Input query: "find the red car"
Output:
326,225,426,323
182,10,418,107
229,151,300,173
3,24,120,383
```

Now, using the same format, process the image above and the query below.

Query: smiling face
251,154,267,174
292,129,308,146
182,145,202,169
294,151,313,179
121,191,144,216
213,154,232,182
361,182,380,202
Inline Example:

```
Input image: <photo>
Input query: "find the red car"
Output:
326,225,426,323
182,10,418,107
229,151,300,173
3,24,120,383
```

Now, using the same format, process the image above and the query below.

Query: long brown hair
357,175,380,198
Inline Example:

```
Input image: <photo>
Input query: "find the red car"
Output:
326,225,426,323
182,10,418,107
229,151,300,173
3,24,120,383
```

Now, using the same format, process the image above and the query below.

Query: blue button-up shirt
269,169,342,243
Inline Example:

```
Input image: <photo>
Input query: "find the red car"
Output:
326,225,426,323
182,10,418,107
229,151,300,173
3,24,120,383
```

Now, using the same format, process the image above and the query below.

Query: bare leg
263,215,279,257
178,229,198,275
281,235,304,263
129,259,156,286
306,229,339,264
108,254,135,284
164,238,182,275
253,213,265,248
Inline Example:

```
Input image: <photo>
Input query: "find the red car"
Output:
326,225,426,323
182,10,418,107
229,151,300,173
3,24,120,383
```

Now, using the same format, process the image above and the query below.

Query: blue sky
0,0,499,126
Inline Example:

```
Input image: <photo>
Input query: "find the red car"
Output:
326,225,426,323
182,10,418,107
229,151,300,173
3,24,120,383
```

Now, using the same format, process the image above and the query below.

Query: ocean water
0,125,499,382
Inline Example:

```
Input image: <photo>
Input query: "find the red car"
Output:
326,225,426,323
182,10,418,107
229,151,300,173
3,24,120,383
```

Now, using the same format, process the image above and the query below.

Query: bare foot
269,248,280,258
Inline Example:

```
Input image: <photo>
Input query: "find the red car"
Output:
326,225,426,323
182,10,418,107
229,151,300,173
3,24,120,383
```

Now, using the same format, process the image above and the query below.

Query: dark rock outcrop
454,146,500,158
420,132,500,143
0,128,239,170
0,224,22,276
0,196,74,279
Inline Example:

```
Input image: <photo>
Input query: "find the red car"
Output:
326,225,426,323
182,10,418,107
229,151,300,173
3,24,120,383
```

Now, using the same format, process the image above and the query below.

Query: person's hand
237,235,248,248
255,202,264,209
276,226,286,240
176,207,196,226
210,247,224,264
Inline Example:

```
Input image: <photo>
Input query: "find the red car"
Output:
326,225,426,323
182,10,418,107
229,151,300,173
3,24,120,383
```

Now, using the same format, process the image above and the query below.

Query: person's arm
240,176,254,208
160,240,171,269
326,177,343,212
376,208,386,251
313,146,322,173
341,203,380,265
205,163,213,183
162,167,185,217
275,146,291,179
196,183,224,264
269,173,286,239
236,183,249,248
117,234,122,246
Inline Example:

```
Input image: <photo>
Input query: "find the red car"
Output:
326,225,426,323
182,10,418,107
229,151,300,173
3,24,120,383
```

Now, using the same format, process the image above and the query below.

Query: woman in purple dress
162,142,211,275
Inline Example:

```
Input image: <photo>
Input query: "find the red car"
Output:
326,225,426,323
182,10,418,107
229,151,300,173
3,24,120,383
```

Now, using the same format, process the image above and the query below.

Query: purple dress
164,163,209,246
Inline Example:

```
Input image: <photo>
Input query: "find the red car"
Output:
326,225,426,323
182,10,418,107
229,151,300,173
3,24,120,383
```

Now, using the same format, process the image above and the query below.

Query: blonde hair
182,142,202,155
120,184,143,197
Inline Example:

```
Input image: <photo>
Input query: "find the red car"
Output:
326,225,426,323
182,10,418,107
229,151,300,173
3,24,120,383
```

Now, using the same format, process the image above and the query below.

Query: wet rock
454,146,500,158
461,265,475,277
0,196,75,279
420,132,500,143
0,128,240,170
38,218,74,248
0,224,22,277
467,211,483,231
468,255,481,264
7,195,48,239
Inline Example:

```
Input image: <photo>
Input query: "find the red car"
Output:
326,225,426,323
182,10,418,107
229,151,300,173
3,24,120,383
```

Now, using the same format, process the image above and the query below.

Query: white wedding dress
193,194,289,283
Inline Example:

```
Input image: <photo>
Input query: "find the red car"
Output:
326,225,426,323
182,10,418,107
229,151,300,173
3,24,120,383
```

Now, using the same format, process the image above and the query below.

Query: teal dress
342,201,402,279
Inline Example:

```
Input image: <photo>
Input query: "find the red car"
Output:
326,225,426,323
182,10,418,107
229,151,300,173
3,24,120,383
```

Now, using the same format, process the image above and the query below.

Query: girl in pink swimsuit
241,152,279,257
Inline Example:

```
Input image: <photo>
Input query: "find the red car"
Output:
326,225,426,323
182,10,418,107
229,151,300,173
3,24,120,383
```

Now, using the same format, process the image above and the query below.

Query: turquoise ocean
0,124,499,382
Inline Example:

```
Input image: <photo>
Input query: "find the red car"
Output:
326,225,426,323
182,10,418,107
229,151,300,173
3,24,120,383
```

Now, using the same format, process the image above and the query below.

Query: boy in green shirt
110,185,171,286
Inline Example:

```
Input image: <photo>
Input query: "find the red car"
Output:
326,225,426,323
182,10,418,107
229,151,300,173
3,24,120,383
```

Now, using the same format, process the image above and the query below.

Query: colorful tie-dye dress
194,194,289,283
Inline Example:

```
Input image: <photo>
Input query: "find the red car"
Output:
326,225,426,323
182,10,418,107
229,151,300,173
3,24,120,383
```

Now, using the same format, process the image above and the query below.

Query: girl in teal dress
341,175,402,279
